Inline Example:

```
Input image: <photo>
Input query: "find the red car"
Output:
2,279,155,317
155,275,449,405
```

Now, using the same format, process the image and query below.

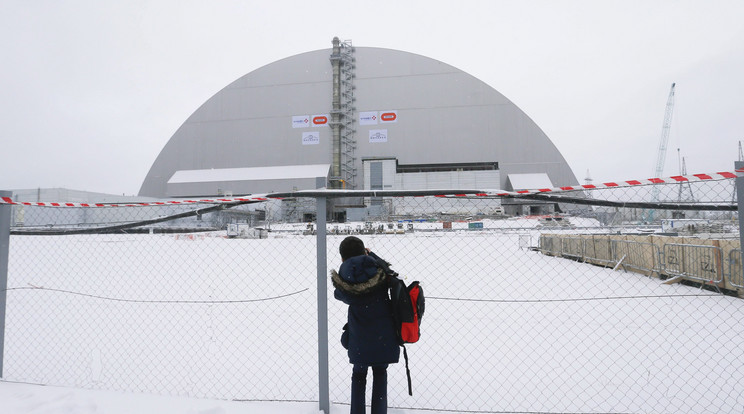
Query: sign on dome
359,111,378,125
380,110,397,123
311,114,329,127
302,131,320,145
292,115,310,128
369,129,388,143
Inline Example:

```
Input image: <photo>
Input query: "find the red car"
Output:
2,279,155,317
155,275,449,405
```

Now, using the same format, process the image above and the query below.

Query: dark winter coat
332,254,400,365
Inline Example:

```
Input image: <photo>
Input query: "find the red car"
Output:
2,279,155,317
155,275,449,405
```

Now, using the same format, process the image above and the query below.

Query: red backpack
390,277,425,395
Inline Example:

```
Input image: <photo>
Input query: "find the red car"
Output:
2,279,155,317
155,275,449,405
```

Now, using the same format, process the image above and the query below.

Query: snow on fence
1,174,744,414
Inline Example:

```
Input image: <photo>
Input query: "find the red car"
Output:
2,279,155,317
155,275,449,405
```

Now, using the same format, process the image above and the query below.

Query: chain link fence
1,174,743,413
3,201,320,402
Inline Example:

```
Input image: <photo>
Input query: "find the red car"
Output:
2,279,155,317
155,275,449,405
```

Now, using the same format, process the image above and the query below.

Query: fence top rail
612,239,660,247
665,243,724,249
1,168,741,208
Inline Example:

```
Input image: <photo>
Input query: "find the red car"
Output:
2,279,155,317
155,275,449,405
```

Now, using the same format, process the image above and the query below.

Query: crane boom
643,83,676,224
653,83,676,178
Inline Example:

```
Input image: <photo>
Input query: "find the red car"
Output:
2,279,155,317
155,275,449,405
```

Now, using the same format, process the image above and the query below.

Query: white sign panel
292,115,310,128
369,129,388,143
302,131,320,145
379,110,398,123
311,114,330,127
359,111,378,125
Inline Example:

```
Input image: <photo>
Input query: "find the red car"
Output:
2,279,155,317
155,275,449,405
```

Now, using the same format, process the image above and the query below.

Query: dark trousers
350,364,388,414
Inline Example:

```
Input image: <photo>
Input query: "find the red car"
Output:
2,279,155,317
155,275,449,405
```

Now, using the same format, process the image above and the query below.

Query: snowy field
0,379,454,414
3,218,744,413
0,380,322,414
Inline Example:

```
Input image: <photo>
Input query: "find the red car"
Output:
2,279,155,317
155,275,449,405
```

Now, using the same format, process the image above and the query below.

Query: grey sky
1,0,742,195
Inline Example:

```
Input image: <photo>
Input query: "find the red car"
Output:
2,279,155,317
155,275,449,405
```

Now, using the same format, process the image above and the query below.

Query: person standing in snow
332,236,400,414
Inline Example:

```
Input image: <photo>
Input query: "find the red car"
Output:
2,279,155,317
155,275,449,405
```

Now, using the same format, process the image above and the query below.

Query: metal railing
663,243,724,284
539,235,734,284
611,239,663,276
729,249,744,288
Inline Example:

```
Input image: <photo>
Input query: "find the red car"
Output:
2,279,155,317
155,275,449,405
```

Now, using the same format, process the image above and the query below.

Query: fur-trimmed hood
331,255,388,296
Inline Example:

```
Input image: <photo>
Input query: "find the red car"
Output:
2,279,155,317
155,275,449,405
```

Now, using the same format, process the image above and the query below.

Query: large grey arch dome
139,46,577,197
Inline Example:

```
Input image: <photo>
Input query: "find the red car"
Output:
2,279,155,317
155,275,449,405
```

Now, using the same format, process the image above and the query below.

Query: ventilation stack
329,37,356,190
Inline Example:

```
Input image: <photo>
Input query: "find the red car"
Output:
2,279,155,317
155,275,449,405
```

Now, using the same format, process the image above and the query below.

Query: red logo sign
312,116,328,125
381,112,397,122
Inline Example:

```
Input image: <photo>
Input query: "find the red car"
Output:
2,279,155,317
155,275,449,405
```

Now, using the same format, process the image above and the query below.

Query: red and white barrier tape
0,195,278,208
426,169,743,198
1,169,741,207
482,169,743,197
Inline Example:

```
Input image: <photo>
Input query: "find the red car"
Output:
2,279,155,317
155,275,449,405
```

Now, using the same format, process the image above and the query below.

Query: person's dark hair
340,236,366,261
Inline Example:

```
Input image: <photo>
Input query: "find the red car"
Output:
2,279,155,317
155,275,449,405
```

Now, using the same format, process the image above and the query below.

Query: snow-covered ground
3,219,744,413
0,380,455,414
0,380,321,414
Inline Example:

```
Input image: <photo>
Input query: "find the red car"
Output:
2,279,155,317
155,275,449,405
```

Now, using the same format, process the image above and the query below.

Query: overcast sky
1,0,742,196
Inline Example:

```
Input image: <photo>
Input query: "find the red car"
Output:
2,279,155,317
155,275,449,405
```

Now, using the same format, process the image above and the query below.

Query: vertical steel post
0,190,12,378
316,197,330,414
736,162,744,284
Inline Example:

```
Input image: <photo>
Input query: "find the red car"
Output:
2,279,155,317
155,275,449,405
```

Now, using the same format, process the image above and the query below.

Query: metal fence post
736,162,744,286
0,190,11,378
316,196,330,414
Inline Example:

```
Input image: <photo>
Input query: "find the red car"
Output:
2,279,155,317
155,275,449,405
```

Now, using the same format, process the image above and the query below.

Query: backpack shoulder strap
403,344,413,396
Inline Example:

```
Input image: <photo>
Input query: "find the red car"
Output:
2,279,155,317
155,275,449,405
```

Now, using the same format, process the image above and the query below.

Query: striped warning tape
424,169,743,198
480,169,744,197
0,169,741,207
0,195,278,208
